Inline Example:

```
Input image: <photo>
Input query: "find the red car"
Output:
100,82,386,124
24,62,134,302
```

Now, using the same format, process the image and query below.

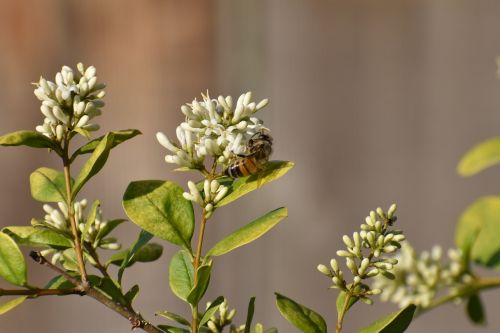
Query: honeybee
225,131,273,178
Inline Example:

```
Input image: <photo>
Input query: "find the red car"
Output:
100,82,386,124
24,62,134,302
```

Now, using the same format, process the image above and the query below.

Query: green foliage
0,297,27,315
466,294,486,325
158,325,190,333
123,180,194,249
169,250,194,302
0,233,27,286
29,167,68,203
115,230,156,283
244,297,256,333
187,263,212,305
207,207,287,257
456,196,500,268
199,296,224,328
275,293,327,333
156,311,191,326
336,292,359,320
0,130,59,151
125,284,140,304
2,226,72,248
70,129,141,161
108,243,163,268
72,133,114,198
216,161,294,207
357,304,416,333
457,137,500,176
82,200,100,241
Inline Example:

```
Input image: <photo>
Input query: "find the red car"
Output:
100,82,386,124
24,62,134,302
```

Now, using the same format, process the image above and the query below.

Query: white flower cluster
317,204,405,302
42,199,88,232
33,63,105,142
205,299,240,333
183,179,229,218
372,243,471,308
156,92,269,170
40,199,120,251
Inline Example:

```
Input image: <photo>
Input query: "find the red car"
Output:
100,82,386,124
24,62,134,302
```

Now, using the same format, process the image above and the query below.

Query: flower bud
317,264,331,276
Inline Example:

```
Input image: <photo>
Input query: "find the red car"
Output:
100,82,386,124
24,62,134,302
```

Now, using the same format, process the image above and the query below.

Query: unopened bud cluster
372,243,471,308
37,199,120,264
156,92,269,171
205,298,241,333
33,63,105,142
317,204,404,301
183,179,229,218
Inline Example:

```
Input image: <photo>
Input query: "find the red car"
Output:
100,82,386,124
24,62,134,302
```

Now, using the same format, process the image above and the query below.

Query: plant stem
191,210,208,333
419,277,500,316
29,251,163,333
0,288,82,297
335,292,352,333
62,138,88,287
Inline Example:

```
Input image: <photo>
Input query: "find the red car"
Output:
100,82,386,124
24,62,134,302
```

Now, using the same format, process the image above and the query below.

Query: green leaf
0,297,27,315
158,325,190,333
2,226,72,248
156,311,191,326
123,180,194,249
0,130,58,151
134,243,163,262
44,275,75,289
71,129,141,160
199,296,224,328
207,207,287,257
253,323,263,333
187,263,212,305
117,230,153,283
95,218,126,242
29,167,68,203
169,250,194,301
336,292,359,320
82,200,100,241
466,294,486,325
125,284,140,304
457,137,500,176
61,248,79,272
72,133,114,198
89,276,128,305
357,304,416,333
244,297,256,333
216,161,294,207
0,233,27,286
275,293,326,333
456,196,500,268
73,127,91,139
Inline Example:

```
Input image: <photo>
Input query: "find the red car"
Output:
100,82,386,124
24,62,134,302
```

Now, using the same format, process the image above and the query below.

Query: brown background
1,1,500,332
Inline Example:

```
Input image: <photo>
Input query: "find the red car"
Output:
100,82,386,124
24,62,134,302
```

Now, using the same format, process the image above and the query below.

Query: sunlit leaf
206,207,287,257
336,292,359,320
156,311,190,326
199,296,224,328
216,161,294,207
457,137,500,176
71,129,141,161
72,133,114,198
29,167,68,203
0,297,27,315
275,293,326,333
357,304,416,333
0,233,27,286
2,226,72,248
456,196,500,268
82,200,100,242
0,130,58,151
187,263,212,306
123,180,194,249
169,250,194,301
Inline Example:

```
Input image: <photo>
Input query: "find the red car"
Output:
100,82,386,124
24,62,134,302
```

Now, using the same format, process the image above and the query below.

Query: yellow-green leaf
275,293,326,333
458,137,500,176
0,130,58,151
0,233,27,286
216,161,294,207
358,304,416,333
2,226,72,248
123,180,194,249
207,207,287,257
29,167,68,203
0,297,27,315
169,250,194,301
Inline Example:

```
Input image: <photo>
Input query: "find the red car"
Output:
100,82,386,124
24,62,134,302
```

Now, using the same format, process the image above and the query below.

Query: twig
29,251,163,333
0,288,82,297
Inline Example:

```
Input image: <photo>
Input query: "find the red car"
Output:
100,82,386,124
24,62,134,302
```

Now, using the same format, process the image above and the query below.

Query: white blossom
33,63,105,142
